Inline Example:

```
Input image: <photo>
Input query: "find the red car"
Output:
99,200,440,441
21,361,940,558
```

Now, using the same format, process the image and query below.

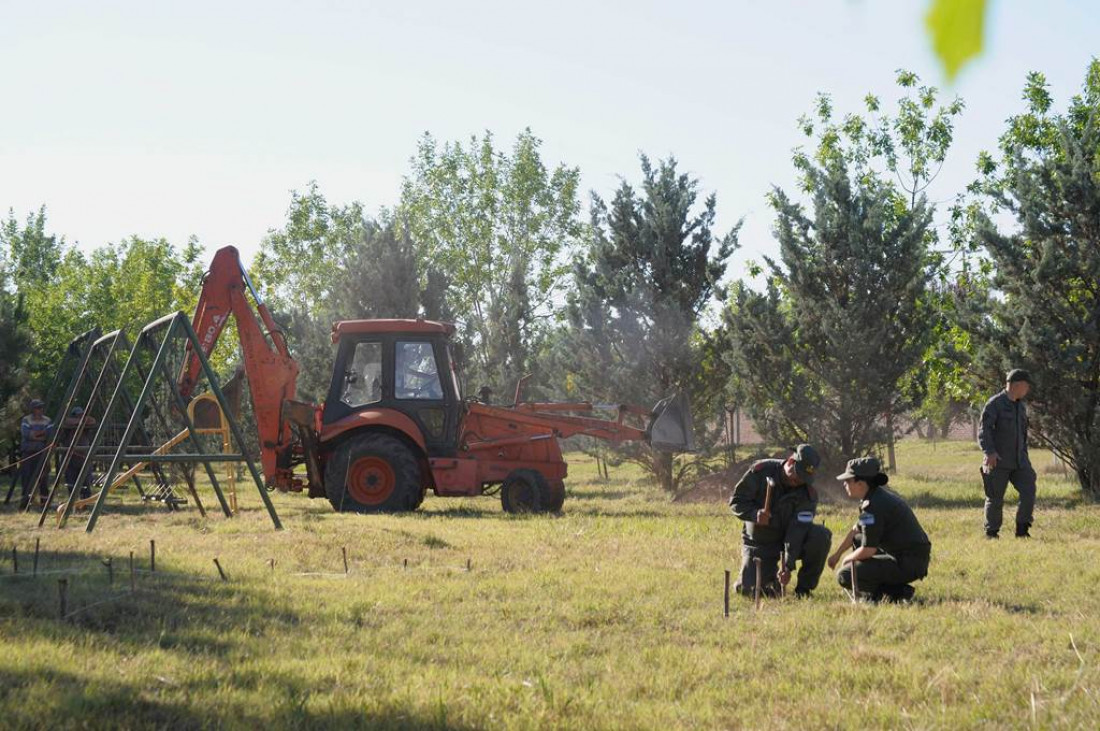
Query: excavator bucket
647,392,695,453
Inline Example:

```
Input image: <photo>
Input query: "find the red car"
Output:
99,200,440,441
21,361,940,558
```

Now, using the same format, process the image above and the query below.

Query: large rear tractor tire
501,469,560,514
325,433,424,513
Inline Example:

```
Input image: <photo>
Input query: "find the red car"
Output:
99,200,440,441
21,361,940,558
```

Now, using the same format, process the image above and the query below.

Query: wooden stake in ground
103,557,113,585
150,539,156,573
724,569,731,618
33,538,40,577
213,557,228,582
466,558,471,572
342,546,349,575
11,545,17,575
753,557,762,610
268,558,276,575
779,550,786,598
129,551,136,592
58,579,68,619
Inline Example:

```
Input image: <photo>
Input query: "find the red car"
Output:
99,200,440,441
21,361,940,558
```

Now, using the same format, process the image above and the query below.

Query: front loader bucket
647,392,695,453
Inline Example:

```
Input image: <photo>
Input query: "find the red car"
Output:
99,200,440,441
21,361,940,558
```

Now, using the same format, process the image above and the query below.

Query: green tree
399,129,582,397
564,156,738,492
253,184,429,400
961,62,1100,496
723,74,953,473
0,246,30,442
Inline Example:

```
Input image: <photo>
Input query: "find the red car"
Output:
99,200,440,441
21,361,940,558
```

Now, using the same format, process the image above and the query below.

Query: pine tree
565,156,737,492
963,62,1100,496
722,160,935,472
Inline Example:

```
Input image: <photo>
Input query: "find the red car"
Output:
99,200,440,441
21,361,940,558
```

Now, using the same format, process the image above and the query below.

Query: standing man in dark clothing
830,457,931,602
729,444,831,598
978,369,1036,539
19,399,53,508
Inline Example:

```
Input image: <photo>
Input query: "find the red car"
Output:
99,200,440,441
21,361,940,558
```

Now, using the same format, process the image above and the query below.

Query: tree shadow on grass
0,549,302,661
0,666,481,730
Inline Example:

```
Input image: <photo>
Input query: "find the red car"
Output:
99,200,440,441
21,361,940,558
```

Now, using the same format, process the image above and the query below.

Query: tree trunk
654,451,674,492
886,410,897,473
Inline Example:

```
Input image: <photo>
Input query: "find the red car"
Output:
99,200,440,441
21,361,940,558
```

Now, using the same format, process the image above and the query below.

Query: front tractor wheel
501,469,560,514
326,433,424,513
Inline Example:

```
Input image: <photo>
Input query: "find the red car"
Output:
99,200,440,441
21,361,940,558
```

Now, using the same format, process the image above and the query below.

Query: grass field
1,441,1098,729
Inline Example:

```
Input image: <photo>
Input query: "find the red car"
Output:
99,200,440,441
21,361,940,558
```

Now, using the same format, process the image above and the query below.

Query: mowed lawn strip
1,441,1098,729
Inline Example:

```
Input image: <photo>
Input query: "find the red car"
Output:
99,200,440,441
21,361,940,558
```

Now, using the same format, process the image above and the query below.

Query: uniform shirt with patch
730,459,818,568
978,390,1030,469
857,485,930,554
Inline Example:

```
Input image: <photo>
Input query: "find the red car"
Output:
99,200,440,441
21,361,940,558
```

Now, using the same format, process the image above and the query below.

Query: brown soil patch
673,451,786,504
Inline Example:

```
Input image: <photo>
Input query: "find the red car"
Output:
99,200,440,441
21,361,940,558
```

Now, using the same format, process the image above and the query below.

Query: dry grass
1,441,1098,729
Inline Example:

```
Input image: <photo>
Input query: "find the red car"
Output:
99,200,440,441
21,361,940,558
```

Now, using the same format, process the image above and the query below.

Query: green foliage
0,245,30,441
564,156,738,491
723,156,936,470
400,129,582,397
925,0,987,81
734,72,964,469
961,60,1100,496
2,207,205,411
252,184,427,401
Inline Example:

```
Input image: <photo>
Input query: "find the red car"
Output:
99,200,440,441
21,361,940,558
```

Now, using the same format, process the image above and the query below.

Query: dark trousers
65,457,90,499
837,544,931,598
19,453,48,506
738,524,831,595
982,464,1036,533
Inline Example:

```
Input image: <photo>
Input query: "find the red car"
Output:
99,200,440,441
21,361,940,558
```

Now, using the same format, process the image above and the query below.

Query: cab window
341,341,383,406
396,341,443,400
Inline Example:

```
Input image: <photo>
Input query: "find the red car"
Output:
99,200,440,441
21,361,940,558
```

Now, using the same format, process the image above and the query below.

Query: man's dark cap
29,399,45,409
836,457,882,481
792,443,821,484
1006,369,1031,384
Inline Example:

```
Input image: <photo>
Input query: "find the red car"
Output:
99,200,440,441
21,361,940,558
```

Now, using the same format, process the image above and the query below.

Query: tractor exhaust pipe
647,392,695,453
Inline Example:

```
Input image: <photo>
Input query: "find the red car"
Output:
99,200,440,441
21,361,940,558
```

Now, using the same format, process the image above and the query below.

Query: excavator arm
179,246,305,490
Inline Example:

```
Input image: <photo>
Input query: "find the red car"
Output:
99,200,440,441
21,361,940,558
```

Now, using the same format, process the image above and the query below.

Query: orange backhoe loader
179,246,693,514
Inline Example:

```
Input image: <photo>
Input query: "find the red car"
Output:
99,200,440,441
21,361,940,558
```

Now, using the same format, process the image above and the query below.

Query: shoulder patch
858,512,875,526
753,462,767,472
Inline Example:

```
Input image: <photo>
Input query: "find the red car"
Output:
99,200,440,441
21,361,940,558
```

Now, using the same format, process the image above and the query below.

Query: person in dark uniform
829,457,931,602
729,444,831,598
978,369,1036,539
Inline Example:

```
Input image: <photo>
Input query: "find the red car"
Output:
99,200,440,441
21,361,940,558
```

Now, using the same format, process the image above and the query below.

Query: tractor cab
323,319,463,457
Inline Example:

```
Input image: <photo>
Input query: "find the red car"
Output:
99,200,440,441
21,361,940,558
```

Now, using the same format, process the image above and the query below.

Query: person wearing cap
19,399,53,507
830,457,931,602
729,444,832,598
60,406,96,498
978,369,1036,539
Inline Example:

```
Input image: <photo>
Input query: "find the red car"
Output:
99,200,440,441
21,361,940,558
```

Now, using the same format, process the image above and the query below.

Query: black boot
880,584,916,603
985,530,999,539
1016,523,1031,538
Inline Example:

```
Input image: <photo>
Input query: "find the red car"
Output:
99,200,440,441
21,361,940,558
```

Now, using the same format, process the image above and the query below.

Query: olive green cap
836,457,882,481
793,443,821,484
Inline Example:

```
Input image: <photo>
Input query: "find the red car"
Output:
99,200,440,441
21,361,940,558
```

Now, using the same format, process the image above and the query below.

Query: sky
1,1,1097,273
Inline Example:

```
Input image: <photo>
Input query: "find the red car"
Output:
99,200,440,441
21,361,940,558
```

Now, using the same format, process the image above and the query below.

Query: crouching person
829,458,931,602
729,444,832,598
